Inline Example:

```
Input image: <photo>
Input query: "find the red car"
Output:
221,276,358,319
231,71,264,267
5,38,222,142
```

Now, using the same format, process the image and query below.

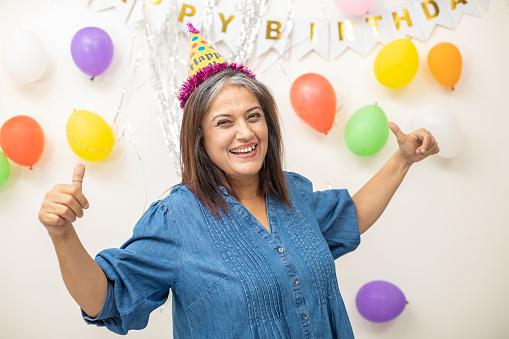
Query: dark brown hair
179,68,289,216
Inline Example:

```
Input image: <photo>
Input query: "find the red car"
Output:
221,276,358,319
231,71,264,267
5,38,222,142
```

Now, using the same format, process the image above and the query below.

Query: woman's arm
38,164,107,318
352,122,439,234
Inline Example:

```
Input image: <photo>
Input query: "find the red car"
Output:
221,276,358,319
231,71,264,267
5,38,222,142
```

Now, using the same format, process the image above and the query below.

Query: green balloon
344,104,389,156
0,151,10,186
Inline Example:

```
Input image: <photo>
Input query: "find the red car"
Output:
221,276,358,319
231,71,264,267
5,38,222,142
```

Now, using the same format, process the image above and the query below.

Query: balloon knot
30,165,33,170
90,76,95,81
451,86,455,91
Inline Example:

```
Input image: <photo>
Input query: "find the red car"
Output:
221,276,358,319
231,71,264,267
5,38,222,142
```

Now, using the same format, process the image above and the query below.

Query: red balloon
290,73,336,133
0,115,44,168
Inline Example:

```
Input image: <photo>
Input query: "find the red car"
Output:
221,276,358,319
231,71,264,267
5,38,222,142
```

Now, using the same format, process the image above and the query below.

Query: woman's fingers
71,164,89,209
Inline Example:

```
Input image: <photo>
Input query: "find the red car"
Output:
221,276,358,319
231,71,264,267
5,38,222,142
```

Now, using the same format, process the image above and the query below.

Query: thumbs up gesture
388,122,440,164
38,164,90,238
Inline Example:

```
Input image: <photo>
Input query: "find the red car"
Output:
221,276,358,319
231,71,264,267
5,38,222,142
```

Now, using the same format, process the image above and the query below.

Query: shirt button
278,247,284,253
302,314,308,320
294,278,300,285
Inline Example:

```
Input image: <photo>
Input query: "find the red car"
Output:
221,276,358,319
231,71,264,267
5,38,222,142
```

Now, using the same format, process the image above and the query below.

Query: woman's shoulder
157,184,198,208
284,171,314,193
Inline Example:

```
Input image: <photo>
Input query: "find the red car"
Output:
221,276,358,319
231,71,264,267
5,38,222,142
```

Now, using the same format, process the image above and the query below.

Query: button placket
274,244,310,336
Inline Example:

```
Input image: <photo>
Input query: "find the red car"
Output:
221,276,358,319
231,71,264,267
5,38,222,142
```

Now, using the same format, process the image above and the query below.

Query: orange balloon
290,73,336,133
0,115,44,168
427,42,462,90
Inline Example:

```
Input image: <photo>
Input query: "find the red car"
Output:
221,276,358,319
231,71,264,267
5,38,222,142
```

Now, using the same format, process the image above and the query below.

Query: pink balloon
334,0,374,15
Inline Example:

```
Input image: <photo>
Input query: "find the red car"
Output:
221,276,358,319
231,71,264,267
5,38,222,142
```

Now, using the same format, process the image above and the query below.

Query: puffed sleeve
286,172,360,259
82,200,183,335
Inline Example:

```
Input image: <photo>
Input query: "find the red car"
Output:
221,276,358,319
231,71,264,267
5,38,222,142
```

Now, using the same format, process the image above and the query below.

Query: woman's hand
38,164,89,238
388,122,440,164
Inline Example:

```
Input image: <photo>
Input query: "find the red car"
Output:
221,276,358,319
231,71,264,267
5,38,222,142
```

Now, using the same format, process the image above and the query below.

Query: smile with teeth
230,145,257,154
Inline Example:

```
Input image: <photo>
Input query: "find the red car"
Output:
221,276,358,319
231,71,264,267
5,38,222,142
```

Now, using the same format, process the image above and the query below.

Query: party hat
178,23,256,109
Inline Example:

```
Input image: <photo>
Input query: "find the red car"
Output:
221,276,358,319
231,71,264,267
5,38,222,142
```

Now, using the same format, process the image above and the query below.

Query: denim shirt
83,172,360,338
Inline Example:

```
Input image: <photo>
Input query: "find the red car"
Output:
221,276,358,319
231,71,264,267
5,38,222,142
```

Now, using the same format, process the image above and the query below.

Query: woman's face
202,85,268,186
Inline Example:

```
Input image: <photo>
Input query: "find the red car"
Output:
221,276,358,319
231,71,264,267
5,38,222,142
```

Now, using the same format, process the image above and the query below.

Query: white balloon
411,105,462,159
1,27,49,83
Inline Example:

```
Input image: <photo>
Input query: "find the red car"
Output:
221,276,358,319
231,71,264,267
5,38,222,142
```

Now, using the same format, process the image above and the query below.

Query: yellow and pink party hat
178,23,256,109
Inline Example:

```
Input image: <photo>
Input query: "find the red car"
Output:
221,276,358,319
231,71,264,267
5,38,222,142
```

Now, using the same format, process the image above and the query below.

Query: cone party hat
178,23,256,109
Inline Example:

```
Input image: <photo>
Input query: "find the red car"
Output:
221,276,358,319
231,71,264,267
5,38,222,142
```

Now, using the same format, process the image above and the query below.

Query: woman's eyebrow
211,113,233,122
246,106,262,113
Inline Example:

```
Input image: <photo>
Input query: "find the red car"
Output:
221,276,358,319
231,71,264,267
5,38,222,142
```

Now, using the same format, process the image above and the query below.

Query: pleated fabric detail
198,200,288,339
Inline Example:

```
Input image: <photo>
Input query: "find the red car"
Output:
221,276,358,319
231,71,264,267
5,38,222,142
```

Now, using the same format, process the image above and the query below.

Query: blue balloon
356,280,407,323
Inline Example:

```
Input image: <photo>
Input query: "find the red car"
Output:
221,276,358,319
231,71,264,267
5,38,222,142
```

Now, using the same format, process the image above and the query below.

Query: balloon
1,27,48,83
344,104,389,156
374,39,419,88
290,73,337,133
334,0,374,15
71,27,114,78
356,280,407,323
66,109,114,162
428,42,462,90
0,115,44,168
0,151,10,186
411,105,462,159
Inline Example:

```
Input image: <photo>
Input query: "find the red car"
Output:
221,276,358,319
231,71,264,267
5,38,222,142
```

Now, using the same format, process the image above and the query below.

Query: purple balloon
71,27,113,77
356,280,407,323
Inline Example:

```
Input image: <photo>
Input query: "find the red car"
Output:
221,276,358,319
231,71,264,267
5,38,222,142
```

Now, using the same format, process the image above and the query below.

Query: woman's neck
230,175,264,203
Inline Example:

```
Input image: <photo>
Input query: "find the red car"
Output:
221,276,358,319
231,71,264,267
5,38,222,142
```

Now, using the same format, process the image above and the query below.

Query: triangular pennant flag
448,0,481,27
294,18,329,61
475,0,490,12
411,0,454,40
213,8,243,53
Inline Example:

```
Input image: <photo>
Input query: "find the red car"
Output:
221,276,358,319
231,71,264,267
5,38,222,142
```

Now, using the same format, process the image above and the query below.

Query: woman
39,26,438,338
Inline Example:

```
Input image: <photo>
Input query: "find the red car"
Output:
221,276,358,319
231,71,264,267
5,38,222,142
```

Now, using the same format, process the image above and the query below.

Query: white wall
1,1,508,338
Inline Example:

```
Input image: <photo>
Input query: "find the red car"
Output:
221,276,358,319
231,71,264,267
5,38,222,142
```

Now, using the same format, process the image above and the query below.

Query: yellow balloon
374,38,419,88
66,109,114,161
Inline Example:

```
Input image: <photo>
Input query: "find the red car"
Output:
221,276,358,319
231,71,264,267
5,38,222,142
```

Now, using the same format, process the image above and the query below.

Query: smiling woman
181,69,288,218
38,22,439,339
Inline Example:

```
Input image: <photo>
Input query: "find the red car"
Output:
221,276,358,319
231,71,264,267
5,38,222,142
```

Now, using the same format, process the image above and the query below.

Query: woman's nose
236,122,254,140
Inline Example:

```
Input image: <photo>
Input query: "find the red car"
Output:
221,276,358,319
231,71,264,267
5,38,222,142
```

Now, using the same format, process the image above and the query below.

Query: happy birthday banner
99,0,489,58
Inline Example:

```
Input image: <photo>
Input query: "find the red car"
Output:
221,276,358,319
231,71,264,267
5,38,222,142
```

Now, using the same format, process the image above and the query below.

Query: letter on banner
447,0,481,27
412,0,454,39
330,17,369,58
365,16,382,38
219,13,235,33
256,18,290,57
295,19,329,60
177,0,203,32
267,21,282,40
421,1,440,20
451,0,468,10
392,8,413,30
389,5,425,41
179,3,196,22
338,21,356,41
213,7,242,52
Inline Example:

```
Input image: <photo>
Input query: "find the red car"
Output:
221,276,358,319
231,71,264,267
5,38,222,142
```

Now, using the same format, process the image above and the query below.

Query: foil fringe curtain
112,0,296,186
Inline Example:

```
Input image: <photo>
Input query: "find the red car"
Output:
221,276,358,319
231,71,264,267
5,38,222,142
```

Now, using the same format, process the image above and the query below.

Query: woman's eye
247,113,262,121
217,120,232,126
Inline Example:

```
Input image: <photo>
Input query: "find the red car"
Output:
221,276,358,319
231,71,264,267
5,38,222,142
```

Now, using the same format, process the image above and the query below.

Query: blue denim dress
83,172,360,338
